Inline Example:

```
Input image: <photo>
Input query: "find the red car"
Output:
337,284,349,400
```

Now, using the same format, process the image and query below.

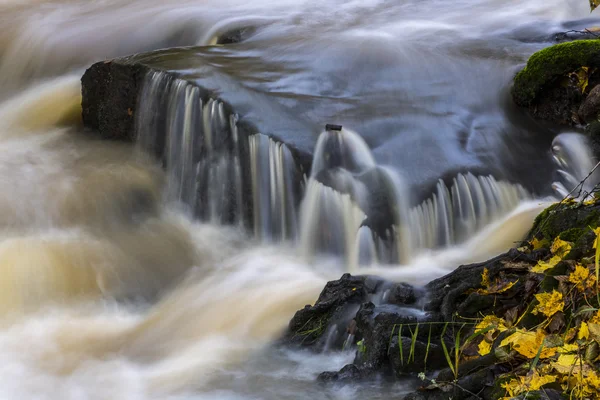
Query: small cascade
135,77,533,264
408,173,530,249
299,127,374,266
298,127,531,266
135,70,306,236
136,71,245,225
551,133,600,199
356,226,378,267
249,134,302,241
299,180,366,267
322,324,339,353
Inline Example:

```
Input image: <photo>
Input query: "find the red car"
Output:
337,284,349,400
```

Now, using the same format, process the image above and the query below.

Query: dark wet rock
585,120,600,156
317,364,371,383
512,40,600,126
81,61,148,141
282,274,385,349
424,248,538,321
388,336,447,376
383,282,418,306
579,83,600,123
353,302,424,370
215,26,257,45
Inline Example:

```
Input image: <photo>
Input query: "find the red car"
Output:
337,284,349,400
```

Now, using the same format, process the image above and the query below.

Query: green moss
513,40,600,106
558,227,586,242
528,202,600,244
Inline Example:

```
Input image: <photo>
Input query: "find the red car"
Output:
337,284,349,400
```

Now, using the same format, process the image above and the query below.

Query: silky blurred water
0,0,594,399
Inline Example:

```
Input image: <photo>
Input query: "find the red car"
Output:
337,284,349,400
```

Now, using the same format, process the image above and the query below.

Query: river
0,0,596,399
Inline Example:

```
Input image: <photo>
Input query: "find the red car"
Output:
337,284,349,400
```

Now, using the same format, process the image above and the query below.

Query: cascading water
551,132,600,199
1,0,599,399
298,127,532,266
136,71,246,225
249,134,302,241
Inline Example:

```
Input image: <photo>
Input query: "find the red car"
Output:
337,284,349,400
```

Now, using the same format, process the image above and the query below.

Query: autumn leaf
481,268,490,287
589,323,600,340
531,255,561,273
551,237,572,258
572,67,590,93
568,264,593,291
500,329,556,358
592,0,600,13
478,339,492,356
593,226,600,249
475,315,507,332
532,290,564,318
501,371,557,398
579,322,590,340
472,269,517,295
529,237,547,250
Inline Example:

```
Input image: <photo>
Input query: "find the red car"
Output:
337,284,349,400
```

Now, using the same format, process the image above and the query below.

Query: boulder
512,40,600,126
579,84,600,123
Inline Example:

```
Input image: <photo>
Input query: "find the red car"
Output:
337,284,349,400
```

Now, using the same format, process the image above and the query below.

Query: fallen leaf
531,255,561,273
551,237,572,258
500,329,556,358
569,264,593,291
478,339,492,356
579,322,590,340
532,290,564,318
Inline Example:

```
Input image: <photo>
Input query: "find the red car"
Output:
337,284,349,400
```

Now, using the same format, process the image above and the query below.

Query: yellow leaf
474,276,518,295
529,371,557,390
593,227,600,249
558,343,579,354
481,268,490,287
475,315,508,332
532,290,564,318
569,264,592,291
531,255,561,273
500,329,556,359
502,372,557,398
501,378,520,398
575,67,590,93
589,323,600,340
551,237,572,258
478,339,492,356
565,327,577,342
590,311,600,324
579,322,590,340
552,354,581,374
530,237,546,250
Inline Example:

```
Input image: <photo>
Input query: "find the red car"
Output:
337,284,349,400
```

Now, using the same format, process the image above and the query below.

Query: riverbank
283,198,600,399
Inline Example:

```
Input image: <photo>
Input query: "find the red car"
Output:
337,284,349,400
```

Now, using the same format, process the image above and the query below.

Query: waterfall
551,132,600,199
136,71,245,225
249,134,302,241
299,127,531,266
135,76,532,265
408,173,530,249
299,179,366,269
135,71,305,234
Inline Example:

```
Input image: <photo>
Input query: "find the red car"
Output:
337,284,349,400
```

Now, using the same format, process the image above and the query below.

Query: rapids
0,0,597,399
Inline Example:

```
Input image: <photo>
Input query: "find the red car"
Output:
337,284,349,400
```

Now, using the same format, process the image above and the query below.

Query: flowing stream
0,0,597,399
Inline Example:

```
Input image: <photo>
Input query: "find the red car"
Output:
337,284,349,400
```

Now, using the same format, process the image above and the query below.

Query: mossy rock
513,40,600,107
527,201,600,245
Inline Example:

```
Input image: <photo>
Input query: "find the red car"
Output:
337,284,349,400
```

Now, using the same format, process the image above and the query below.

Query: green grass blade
440,322,455,378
